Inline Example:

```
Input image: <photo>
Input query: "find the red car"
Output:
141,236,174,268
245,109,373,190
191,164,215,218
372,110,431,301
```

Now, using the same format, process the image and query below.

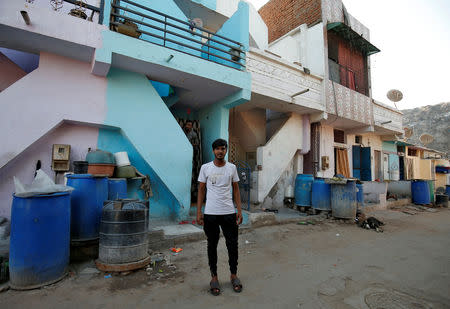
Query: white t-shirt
198,161,240,215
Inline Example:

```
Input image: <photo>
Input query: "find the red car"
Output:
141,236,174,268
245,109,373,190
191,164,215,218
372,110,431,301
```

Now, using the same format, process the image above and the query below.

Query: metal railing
328,59,368,96
109,0,246,70
61,0,105,24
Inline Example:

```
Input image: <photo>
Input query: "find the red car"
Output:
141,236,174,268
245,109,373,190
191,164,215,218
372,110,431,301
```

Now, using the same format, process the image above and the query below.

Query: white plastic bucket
114,152,131,167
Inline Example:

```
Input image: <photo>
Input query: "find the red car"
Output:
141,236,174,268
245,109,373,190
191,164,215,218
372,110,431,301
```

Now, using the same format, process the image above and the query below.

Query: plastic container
311,179,331,210
294,174,314,207
356,183,364,207
108,178,127,200
114,152,131,167
66,174,108,241
435,194,448,207
331,181,357,219
86,150,115,165
88,164,115,177
411,180,431,205
447,185,450,197
9,192,71,289
73,161,88,174
115,165,136,178
427,180,435,203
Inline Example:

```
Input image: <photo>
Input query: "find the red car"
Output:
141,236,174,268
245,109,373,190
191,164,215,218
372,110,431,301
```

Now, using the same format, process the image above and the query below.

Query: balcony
109,0,246,71
328,59,368,96
373,100,403,135
246,48,323,113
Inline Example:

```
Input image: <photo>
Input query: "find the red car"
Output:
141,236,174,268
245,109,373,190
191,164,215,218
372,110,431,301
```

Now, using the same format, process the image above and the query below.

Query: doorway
374,150,382,181
352,146,372,181
383,153,389,180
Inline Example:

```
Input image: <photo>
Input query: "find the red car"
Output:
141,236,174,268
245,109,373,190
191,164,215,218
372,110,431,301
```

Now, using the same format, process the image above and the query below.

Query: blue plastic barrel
311,179,331,210
447,185,450,197
331,181,357,219
411,180,430,205
294,174,314,207
67,174,108,241
356,183,364,207
108,178,127,200
10,192,71,289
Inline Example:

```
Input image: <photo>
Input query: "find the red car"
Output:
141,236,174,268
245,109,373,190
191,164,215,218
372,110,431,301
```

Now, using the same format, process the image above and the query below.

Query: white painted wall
317,124,335,178
230,108,266,152
268,23,325,77
215,0,268,49
0,123,99,218
256,113,303,203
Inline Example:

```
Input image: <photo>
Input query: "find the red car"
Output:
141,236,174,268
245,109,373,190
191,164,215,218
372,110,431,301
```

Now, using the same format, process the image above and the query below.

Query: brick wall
259,0,322,43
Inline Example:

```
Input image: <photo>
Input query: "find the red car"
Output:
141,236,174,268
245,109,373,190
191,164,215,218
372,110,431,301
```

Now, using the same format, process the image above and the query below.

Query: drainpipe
300,114,311,155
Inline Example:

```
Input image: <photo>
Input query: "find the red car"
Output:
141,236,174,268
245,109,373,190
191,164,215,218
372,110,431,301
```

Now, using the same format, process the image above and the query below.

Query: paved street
2,208,450,308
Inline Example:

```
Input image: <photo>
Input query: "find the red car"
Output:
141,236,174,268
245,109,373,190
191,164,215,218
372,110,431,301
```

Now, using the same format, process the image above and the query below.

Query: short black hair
185,120,193,125
212,138,227,150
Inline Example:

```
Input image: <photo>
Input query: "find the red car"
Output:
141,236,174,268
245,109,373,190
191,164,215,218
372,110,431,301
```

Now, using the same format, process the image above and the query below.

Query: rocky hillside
402,102,450,155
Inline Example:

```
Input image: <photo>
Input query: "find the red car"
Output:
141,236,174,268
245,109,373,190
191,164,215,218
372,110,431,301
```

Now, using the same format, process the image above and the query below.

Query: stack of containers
114,152,136,179
86,149,116,177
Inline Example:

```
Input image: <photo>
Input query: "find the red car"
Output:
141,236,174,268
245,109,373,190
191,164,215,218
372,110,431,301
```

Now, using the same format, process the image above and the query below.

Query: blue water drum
294,174,314,207
10,192,71,289
331,181,357,219
66,174,108,241
311,179,331,210
446,185,450,197
108,178,127,200
356,183,364,207
411,180,430,205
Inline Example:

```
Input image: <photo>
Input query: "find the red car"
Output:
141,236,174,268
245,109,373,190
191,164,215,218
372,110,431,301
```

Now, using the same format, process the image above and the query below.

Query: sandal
210,280,221,296
231,277,243,293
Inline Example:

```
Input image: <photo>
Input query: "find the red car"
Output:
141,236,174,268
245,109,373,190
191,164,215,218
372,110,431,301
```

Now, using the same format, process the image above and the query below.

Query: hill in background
401,102,450,155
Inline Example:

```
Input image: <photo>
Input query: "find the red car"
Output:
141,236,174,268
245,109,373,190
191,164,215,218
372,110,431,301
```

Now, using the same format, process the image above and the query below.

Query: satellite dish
387,89,403,102
404,127,413,140
419,133,434,147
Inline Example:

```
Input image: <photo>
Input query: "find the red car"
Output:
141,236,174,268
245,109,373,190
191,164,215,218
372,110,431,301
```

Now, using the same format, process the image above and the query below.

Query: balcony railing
328,59,368,96
109,0,246,70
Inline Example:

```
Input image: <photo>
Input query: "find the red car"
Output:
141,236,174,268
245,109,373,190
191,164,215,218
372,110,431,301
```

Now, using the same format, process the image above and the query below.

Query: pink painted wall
0,123,99,218
0,52,107,170
0,52,26,92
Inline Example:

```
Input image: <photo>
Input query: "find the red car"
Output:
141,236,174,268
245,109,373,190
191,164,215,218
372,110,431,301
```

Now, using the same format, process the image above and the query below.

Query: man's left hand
236,212,243,225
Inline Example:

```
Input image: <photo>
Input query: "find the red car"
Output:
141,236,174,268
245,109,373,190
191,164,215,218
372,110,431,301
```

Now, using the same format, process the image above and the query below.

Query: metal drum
311,179,331,211
66,174,108,241
294,174,314,207
98,201,149,267
331,181,357,219
108,178,127,200
411,180,430,205
435,194,448,207
356,183,364,207
9,192,71,289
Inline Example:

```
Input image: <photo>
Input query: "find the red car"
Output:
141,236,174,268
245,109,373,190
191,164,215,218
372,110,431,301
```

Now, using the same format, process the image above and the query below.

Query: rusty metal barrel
97,200,149,270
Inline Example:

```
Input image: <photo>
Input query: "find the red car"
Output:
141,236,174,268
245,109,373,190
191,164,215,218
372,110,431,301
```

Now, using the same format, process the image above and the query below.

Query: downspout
300,114,311,154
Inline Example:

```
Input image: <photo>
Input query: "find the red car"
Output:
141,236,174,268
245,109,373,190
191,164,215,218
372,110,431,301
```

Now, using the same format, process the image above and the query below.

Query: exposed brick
259,0,322,43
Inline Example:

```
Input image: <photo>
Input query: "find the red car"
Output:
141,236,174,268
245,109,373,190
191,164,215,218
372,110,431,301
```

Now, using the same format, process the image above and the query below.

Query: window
334,129,345,144
408,148,418,157
355,135,362,144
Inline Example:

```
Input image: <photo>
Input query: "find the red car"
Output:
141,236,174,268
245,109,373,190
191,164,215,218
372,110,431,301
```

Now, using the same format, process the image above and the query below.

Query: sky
248,0,450,110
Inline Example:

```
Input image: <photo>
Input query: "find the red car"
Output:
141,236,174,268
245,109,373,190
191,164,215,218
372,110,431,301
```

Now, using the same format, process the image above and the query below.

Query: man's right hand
196,212,204,226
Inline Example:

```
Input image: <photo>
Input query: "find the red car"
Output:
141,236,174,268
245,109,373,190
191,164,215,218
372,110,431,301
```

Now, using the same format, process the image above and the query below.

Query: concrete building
257,0,403,191
0,0,252,220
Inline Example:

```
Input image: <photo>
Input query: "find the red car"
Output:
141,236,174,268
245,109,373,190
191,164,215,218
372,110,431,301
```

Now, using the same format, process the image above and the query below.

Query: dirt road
2,208,450,308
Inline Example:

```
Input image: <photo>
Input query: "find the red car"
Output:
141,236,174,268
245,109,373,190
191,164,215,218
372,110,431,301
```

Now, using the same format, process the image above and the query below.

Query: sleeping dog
356,213,384,232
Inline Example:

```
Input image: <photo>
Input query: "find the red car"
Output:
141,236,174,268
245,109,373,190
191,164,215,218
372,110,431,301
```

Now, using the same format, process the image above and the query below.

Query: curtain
336,148,351,178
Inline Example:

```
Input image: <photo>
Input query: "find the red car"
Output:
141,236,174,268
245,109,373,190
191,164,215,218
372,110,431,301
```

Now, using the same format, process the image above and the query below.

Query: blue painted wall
98,128,180,219
202,1,249,69
198,89,250,163
99,68,192,220
382,141,397,153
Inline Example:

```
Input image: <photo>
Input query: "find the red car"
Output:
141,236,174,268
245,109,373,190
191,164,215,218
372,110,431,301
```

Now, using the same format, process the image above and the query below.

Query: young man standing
197,138,243,296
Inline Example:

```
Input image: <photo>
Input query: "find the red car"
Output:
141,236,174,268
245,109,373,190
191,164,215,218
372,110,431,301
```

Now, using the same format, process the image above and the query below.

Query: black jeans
203,214,238,277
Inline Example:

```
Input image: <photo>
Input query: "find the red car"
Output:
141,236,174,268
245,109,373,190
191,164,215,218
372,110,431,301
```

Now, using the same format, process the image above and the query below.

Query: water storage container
356,183,364,207
108,178,127,200
67,174,108,241
411,180,430,205
447,185,450,197
99,201,149,265
331,181,357,219
114,151,131,167
10,192,71,289
311,179,331,210
294,174,314,207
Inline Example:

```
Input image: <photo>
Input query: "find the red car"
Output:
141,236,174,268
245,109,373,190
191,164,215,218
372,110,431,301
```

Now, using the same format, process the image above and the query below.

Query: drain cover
365,291,432,309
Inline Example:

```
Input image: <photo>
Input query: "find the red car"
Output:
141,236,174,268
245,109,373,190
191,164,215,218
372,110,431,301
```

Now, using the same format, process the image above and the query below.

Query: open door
352,146,372,181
